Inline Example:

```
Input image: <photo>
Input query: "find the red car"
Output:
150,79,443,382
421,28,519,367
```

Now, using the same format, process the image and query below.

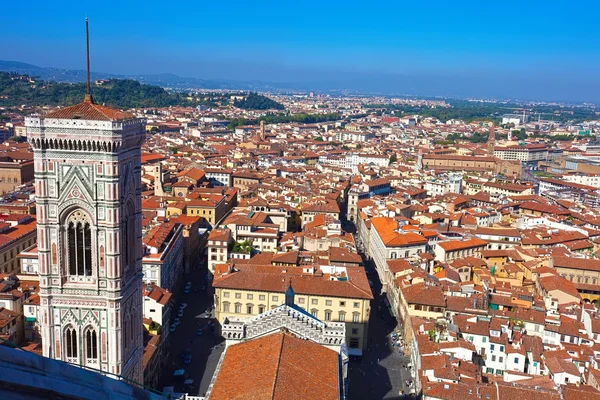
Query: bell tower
25,19,145,383
487,123,496,155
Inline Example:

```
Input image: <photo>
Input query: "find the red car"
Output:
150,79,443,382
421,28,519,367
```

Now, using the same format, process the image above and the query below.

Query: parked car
169,324,176,333
184,355,192,365
178,309,184,317
196,328,203,336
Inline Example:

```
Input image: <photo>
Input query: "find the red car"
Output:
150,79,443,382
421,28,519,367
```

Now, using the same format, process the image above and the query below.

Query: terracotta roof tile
44,99,134,121
210,331,339,400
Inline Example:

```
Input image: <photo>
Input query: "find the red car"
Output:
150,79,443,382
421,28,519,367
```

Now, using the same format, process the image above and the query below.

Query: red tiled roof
44,99,134,121
209,331,339,400
213,264,373,300
437,237,488,252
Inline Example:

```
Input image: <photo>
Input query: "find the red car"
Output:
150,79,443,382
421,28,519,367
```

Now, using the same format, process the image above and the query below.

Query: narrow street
156,267,224,396
349,232,417,400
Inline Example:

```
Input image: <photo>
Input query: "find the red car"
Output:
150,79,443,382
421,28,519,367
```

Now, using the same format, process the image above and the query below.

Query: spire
284,278,295,307
84,18,94,104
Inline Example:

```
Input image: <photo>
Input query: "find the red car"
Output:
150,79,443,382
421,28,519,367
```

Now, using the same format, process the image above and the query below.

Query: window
235,293,241,299
297,298,305,304
482,337,487,343
247,305,253,314
339,311,346,322
259,295,265,301
499,345,504,352
514,357,518,364
352,313,360,323
85,328,98,361
325,300,332,306
325,310,332,321
235,303,241,313
491,355,496,362
311,299,318,305
247,294,253,300
339,301,346,307
272,296,279,302
499,356,503,363
352,328,359,335
349,338,360,348
122,204,136,273
258,305,265,314
67,211,93,277
223,302,230,312
223,292,230,298
65,327,77,359
311,309,318,318
490,344,495,351
390,252,397,259
405,251,409,258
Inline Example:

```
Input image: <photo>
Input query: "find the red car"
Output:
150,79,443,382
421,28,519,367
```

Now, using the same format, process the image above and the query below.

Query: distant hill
0,60,269,91
234,92,285,110
0,72,192,108
0,72,285,111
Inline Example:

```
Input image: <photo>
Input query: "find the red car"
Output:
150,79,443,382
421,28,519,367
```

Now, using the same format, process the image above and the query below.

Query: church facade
25,97,146,382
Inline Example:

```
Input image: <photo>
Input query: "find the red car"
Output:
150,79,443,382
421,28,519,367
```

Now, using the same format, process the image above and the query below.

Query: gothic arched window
122,203,136,275
65,326,78,359
85,328,98,361
66,211,93,277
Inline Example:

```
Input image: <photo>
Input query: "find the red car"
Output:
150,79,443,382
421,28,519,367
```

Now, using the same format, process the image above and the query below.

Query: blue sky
3,0,600,101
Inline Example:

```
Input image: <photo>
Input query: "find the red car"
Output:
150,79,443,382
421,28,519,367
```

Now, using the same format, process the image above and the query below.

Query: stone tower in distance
487,122,496,155
25,19,146,383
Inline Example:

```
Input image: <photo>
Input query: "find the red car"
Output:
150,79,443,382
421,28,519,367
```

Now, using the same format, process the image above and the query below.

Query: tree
233,93,284,110
512,129,527,140
232,240,253,254
7,135,26,143
389,154,397,165
314,136,324,142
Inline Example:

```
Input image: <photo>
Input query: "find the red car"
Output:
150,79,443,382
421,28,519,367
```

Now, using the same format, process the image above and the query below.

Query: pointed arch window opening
122,203,136,277
85,328,98,363
66,210,93,280
68,221,92,277
65,326,78,362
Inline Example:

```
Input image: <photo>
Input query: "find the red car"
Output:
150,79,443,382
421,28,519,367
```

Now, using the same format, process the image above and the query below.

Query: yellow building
212,263,373,353
0,215,37,274
185,195,227,226
553,255,600,301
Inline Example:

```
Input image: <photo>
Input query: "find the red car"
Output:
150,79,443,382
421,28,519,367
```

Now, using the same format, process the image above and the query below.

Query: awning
348,348,363,356
25,317,36,322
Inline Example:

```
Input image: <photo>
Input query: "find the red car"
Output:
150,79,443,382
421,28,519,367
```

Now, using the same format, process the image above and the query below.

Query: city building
212,263,373,354
142,221,184,292
26,87,145,381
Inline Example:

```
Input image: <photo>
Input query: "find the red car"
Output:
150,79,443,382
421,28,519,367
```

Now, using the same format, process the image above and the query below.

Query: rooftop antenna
84,18,94,103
